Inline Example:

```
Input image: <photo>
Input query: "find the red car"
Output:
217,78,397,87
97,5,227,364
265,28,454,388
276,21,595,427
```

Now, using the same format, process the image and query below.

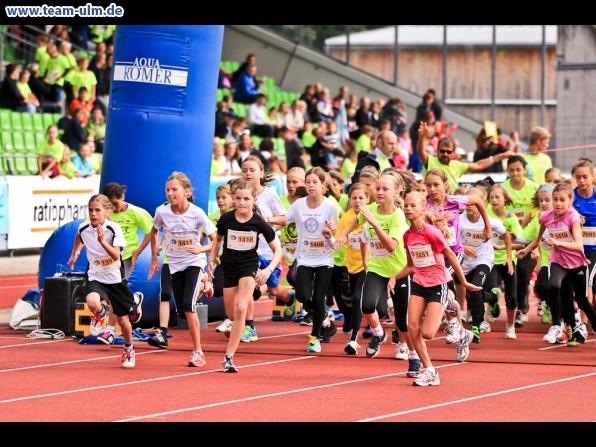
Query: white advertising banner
6,175,101,250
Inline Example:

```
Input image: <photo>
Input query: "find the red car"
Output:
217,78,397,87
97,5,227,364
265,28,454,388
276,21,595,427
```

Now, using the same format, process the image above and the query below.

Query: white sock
106,325,115,332
409,350,419,360
372,325,384,336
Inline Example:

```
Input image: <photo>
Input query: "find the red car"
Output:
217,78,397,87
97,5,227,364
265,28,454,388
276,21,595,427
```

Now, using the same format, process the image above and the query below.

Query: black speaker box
41,274,86,335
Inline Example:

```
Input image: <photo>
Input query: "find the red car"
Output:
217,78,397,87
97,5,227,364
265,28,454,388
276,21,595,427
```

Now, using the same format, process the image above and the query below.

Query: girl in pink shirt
517,182,596,345
388,191,480,387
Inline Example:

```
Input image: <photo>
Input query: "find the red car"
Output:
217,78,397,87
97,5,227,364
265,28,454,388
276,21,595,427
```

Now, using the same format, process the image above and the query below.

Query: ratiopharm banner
6,176,100,250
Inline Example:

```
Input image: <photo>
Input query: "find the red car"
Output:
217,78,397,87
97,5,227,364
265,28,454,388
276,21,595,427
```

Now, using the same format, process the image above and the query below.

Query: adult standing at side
521,126,553,186
351,130,398,185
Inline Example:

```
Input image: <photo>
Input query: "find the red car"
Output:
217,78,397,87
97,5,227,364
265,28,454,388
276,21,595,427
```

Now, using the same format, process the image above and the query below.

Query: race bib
169,235,195,254
549,227,573,243
444,228,456,246
409,244,436,268
227,229,257,251
348,232,361,250
369,238,390,258
283,242,297,262
90,256,119,275
511,207,526,220
462,230,485,247
582,226,596,245
300,237,327,255
492,231,504,247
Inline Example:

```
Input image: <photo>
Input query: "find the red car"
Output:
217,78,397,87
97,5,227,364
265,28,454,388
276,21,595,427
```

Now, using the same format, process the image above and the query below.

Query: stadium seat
11,131,26,153
26,156,39,175
42,113,54,130
52,113,62,126
0,130,14,152
21,113,34,132
35,131,46,147
6,156,29,175
10,112,23,131
0,158,8,176
0,109,11,131
24,131,37,152
32,113,45,131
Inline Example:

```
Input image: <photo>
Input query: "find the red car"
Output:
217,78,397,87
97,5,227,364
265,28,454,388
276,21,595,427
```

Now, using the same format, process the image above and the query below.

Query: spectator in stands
89,51,106,114
90,41,107,68
211,138,228,175
233,63,261,105
61,107,88,153
351,130,398,185
275,101,291,129
57,41,78,107
222,94,236,116
279,126,306,170
299,84,318,123
16,67,40,112
314,87,334,123
37,124,64,178
218,66,233,89
238,132,269,172
0,64,36,113
417,122,514,193
58,145,81,179
223,140,242,175
231,53,259,85
380,97,408,138
286,99,307,136
369,100,382,129
355,124,376,154
355,96,372,135
308,123,335,171
69,86,94,126
71,141,96,177
35,34,51,76
42,43,68,103
96,52,112,111
301,121,317,150
27,62,62,113
248,93,276,138
415,88,443,123
215,101,233,139
69,56,97,105
473,129,507,173
85,106,106,153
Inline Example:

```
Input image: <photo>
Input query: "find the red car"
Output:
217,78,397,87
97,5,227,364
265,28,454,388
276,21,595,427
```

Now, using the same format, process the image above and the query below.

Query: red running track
0,297,594,423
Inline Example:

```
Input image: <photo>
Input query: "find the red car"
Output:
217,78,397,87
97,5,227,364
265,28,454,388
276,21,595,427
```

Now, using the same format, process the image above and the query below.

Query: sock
246,320,254,329
372,325,384,336
323,317,330,328
193,350,203,355
124,343,133,350
426,366,436,374
106,325,115,333
159,326,168,335
98,303,107,317
409,350,420,360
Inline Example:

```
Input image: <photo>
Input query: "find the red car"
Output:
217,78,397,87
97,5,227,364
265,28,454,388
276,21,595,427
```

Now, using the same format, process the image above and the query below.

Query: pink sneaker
188,351,206,367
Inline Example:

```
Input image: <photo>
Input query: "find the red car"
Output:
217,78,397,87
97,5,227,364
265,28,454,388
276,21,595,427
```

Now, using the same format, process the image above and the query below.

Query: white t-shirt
256,186,286,260
77,220,126,284
286,196,338,268
153,203,216,274
459,213,506,274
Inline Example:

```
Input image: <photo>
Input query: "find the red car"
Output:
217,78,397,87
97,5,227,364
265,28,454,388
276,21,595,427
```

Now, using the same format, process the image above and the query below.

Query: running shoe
319,321,337,343
299,313,313,326
406,358,421,378
479,320,491,333
307,335,321,353
445,289,459,316
362,325,373,339
216,319,232,332
97,328,115,345
444,319,460,344
456,329,473,362
567,323,588,347
188,351,206,367
391,329,400,344
514,309,524,328
365,331,387,358
379,315,393,326
90,303,107,336
413,369,440,387
541,305,553,324
240,325,258,343
130,292,144,324
344,340,360,355
148,331,168,350
488,288,502,320
471,325,480,344
394,342,409,360
504,324,517,339
120,348,135,368
222,354,238,373
537,300,545,317
283,291,297,321
543,325,566,344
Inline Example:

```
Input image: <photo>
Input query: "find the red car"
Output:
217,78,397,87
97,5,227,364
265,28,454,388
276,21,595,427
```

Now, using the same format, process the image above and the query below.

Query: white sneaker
456,329,473,362
394,342,409,360
543,325,564,344
479,320,491,333
216,319,232,332
413,369,440,387
444,320,460,344
344,340,360,355
505,324,517,339
484,305,495,323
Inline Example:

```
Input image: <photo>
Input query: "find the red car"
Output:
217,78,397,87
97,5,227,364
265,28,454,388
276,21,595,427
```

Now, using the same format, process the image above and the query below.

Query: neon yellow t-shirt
423,156,468,194
109,203,154,260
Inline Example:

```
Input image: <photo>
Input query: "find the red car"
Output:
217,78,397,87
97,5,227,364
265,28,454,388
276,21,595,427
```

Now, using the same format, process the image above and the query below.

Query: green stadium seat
42,113,54,131
26,156,39,175
0,130,14,152
250,135,263,148
0,157,8,176
35,131,46,147
0,109,11,131
52,113,62,125
10,112,23,131
21,113,34,132
6,156,29,175
11,131,26,153
32,113,45,131
24,131,37,152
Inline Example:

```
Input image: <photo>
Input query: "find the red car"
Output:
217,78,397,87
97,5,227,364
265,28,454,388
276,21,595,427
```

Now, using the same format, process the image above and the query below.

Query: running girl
148,172,216,367
388,191,481,386
67,194,141,368
208,180,282,372
517,182,596,345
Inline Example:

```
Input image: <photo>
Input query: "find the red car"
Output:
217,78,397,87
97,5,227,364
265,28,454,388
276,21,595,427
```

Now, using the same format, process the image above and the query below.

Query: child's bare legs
86,292,103,315
117,314,132,346
226,276,257,357
186,310,202,352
